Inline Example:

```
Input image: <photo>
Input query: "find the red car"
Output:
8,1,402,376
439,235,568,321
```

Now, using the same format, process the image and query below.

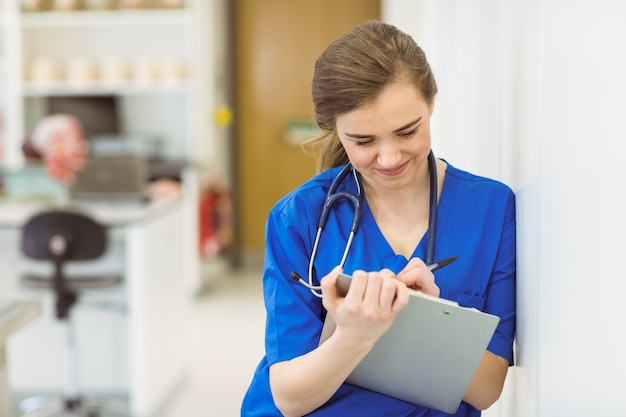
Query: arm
463,351,509,410
269,323,373,417
464,192,517,410
269,268,409,417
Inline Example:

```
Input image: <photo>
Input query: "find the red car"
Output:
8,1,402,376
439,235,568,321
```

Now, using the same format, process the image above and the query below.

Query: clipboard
319,274,500,414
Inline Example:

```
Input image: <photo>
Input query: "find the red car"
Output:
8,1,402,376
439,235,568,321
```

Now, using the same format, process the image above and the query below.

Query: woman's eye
398,129,418,138
354,139,373,146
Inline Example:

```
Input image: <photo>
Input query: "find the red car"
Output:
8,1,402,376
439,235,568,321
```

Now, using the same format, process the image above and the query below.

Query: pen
427,256,458,272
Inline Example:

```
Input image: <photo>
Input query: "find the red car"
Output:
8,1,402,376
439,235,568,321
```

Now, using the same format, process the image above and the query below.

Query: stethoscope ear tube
425,150,438,265
295,151,438,297
318,164,360,229
319,192,361,232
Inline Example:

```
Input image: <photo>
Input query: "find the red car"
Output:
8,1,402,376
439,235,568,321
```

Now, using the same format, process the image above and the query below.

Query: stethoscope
290,150,439,298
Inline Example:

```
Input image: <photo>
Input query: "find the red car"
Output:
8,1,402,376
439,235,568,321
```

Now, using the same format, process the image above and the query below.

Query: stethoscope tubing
297,151,438,297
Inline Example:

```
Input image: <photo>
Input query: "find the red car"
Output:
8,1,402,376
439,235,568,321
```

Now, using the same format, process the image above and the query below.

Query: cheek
342,145,374,167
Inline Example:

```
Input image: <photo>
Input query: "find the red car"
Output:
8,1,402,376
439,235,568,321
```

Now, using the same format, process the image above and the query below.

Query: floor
9,265,266,417
161,265,266,417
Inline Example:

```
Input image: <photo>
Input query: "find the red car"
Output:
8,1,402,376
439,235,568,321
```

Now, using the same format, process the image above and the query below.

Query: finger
419,279,441,297
398,257,426,276
379,275,400,311
395,264,426,287
321,266,342,311
397,260,437,290
320,265,341,292
407,272,440,297
391,281,410,313
378,268,398,305
380,268,396,279
345,270,368,301
361,272,383,307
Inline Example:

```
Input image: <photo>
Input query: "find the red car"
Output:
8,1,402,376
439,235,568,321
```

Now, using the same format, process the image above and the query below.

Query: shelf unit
0,0,230,293
1,1,8,155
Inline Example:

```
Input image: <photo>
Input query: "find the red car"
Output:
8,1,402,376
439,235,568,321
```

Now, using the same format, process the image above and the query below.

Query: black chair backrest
21,210,106,262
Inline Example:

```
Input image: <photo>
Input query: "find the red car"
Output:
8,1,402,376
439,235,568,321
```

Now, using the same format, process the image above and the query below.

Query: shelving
1,2,7,164
1,0,231,292
20,8,190,27
22,82,190,96
1,1,212,161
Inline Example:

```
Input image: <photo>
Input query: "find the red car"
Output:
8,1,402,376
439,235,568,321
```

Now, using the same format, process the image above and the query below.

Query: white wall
383,1,626,416
530,1,626,415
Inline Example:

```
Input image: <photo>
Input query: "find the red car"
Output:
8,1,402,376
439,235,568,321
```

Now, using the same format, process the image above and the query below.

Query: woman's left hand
395,258,440,297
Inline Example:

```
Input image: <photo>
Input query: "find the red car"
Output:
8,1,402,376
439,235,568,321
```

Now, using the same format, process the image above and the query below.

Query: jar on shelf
84,0,118,9
157,0,184,8
118,0,147,9
28,57,62,84
132,57,157,85
52,0,82,11
157,56,186,83
21,0,51,12
100,57,131,85
66,57,99,84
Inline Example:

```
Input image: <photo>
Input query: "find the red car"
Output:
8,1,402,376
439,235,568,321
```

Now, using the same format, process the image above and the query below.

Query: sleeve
484,189,516,365
262,197,327,366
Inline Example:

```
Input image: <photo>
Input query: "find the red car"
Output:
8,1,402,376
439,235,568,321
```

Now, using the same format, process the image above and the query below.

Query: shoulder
444,161,515,199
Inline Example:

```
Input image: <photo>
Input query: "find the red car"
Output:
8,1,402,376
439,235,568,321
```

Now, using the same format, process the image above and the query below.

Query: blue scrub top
241,161,516,417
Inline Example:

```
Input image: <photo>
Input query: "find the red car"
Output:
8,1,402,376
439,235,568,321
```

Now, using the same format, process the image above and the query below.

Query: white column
519,1,626,415
384,1,626,416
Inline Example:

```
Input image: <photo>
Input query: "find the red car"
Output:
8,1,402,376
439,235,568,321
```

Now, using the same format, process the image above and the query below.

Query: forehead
336,81,429,132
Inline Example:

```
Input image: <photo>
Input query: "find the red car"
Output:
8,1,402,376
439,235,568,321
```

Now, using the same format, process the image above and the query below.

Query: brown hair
305,20,437,171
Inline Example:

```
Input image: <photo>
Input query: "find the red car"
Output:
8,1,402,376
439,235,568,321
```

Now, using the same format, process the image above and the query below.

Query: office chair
18,209,129,417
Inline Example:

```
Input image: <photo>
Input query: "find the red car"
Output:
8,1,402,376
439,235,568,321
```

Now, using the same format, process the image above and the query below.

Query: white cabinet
1,1,11,158
0,0,230,293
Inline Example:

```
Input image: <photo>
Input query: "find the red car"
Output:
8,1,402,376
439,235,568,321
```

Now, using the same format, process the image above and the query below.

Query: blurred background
1,0,626,416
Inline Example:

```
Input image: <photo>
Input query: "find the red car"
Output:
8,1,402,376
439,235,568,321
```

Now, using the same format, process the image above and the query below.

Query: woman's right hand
321,267,410,348
270,268,409,417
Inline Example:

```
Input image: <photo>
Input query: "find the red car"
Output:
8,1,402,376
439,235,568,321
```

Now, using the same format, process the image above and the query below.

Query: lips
377,161,409,177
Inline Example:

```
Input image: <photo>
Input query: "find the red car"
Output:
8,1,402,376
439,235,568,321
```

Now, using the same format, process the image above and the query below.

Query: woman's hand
270,268,409,417
395,258,440,297
321,267,409,347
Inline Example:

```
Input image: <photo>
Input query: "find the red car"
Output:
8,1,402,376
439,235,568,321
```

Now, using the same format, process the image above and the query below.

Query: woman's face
335,80,435,192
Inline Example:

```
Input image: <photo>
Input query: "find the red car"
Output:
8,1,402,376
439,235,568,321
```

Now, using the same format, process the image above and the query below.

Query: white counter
0,196,180,227
0,300,41,417
0,197,189,417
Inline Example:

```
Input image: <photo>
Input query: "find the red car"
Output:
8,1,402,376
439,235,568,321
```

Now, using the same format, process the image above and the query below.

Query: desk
0,197,189,417
0,300,41,417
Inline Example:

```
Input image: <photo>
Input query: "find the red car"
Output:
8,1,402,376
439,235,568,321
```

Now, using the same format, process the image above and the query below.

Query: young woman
241,20,516,417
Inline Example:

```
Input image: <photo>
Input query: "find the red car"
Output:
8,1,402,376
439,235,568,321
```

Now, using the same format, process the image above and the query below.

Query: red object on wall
198,188,232,259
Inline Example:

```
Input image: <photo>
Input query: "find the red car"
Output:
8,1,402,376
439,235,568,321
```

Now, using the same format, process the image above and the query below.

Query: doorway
233,0,380,262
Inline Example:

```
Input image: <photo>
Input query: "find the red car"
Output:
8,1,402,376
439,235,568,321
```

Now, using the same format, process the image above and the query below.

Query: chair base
19,394,130,417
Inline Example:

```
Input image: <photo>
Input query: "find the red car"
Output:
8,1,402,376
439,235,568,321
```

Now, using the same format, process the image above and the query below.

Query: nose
377,141,402,168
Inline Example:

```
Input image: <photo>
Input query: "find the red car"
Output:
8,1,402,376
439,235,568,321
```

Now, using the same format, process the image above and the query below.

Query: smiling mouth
377,161,409,176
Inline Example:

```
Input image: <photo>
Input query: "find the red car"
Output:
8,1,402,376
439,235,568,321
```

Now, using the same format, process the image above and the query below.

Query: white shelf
22,80,192,96
20,9,190,28
1,0,230,294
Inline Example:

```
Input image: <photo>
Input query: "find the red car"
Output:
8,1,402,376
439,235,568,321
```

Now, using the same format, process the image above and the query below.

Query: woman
241,20,515,417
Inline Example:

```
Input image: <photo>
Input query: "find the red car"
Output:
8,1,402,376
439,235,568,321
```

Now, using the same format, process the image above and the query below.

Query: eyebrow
344,117,423,139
